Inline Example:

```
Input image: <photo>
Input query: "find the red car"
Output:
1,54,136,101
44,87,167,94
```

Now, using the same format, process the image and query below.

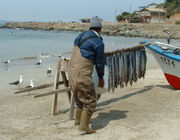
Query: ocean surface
0,28,180,72
0,21,7,27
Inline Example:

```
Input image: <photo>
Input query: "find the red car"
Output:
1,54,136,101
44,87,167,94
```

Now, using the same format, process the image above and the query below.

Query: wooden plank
14,83,53,94
14,81,65,94
34,88,71,98
52,60,61,116
61,71,71,103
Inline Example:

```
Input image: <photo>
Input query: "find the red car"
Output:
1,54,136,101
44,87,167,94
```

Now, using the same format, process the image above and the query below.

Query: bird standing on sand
35,60,41,66
26,80,34,88
9,75,23,88
47,66,52,76
3,60,11,64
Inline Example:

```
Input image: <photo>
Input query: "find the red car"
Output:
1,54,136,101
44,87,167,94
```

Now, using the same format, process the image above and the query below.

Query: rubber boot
74,107,82,126
79,111,96,134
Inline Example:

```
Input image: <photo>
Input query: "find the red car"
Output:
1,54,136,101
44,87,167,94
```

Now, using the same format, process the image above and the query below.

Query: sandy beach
0,51,180,140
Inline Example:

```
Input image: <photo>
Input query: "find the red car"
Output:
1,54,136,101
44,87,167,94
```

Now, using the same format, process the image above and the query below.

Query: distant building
80,18,90,23
138,8,166,23
147,3,158,8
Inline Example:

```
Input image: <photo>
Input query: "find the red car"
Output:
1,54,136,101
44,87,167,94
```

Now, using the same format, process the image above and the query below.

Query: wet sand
0,52,180,140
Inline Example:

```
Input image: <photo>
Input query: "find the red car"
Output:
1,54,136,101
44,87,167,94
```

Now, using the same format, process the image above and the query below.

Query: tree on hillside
164,0,180,18
116,12,130,21
116,12,138,22
116,15,125,21
122,12,130,16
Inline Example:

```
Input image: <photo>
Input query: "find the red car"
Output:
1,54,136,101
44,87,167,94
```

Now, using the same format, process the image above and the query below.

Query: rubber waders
74,107,82,126
79,111,96,134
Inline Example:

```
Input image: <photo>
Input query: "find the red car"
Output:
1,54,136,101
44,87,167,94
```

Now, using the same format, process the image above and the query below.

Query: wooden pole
52,60,61,116
69,93,75,120
105,43,151,56
61,71,71,103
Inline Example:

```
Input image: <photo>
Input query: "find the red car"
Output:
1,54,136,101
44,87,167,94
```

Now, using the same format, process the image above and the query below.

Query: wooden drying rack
15,58,75,120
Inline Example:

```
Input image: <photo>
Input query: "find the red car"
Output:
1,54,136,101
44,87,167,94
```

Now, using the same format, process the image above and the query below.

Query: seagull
47,66,52,77
9,75,23,88
35,60,41,66
25,80,34,88
3,60,10,64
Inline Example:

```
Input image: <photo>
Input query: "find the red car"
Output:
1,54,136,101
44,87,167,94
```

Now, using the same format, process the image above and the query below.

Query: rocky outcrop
2,22,180,39
170,13,180,21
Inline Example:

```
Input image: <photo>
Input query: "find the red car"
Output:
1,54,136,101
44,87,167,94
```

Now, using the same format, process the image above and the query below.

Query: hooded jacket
74,30,105,79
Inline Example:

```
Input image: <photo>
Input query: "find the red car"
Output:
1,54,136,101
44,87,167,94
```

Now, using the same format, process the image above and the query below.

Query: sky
0,0,165,22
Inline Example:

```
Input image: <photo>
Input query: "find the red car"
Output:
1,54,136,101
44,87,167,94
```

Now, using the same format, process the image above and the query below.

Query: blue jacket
74,30,105,79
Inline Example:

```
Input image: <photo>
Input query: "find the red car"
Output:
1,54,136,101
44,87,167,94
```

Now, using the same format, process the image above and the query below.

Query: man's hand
98,78,104,88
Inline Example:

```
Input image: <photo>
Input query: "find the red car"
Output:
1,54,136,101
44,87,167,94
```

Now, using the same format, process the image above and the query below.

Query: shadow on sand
156,84,176,90
56,108,70,115
97,85,154,108
87,85,155,132
91,110,128,130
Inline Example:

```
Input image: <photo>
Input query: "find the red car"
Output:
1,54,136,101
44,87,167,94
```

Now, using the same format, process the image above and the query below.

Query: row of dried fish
105,45,147,92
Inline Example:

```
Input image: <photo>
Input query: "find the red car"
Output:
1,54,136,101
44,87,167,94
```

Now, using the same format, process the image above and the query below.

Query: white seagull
26,80,34,88
35,60,41,66
47,66,52,76
9,75,23,88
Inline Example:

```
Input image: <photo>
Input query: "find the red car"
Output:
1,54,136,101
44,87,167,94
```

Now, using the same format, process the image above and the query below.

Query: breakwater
2,22,180,39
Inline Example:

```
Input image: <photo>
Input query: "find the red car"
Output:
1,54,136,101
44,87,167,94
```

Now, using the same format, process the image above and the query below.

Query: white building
138,8,166,23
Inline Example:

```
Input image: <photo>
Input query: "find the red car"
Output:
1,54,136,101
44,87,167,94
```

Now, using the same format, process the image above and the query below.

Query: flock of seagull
2,59,52,89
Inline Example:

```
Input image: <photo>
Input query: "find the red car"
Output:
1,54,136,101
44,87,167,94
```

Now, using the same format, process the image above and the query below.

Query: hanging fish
142,48,147,78
121,51,125,88
112,54,116,92
110,55,114,92
106,56,112,92
124,51,129,86
132,50,137,82
129,51,133,86
114,53,119,88
136,50,141,79
104,43,149,92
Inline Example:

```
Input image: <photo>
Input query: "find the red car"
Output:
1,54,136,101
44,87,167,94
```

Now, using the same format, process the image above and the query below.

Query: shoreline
2,22,180,39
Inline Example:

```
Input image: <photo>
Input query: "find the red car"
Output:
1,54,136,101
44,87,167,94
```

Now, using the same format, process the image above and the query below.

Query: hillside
170,13,180,20
163,0,180,18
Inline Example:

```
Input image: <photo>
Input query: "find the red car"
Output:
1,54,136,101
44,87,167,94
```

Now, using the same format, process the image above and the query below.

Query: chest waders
68,32,104,133
68,32,99,115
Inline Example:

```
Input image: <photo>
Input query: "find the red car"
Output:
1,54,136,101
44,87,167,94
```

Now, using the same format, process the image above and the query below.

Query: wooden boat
143,41,180,89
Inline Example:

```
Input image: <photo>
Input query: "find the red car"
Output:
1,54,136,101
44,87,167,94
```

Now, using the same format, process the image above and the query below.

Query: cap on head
90,16,102,28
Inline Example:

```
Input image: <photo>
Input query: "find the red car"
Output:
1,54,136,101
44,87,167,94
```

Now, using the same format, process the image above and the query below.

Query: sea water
0,28,180,72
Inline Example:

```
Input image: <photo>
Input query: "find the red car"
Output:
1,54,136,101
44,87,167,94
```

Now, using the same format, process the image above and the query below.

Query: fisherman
167,31,170,44
68,16,105,134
